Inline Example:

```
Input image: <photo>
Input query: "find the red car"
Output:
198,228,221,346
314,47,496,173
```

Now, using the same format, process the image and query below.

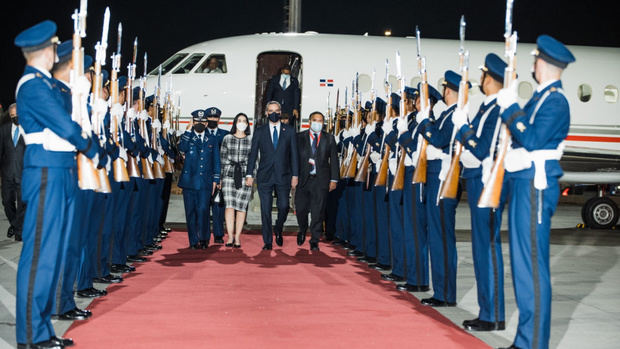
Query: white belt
504,142,565,189
461,149,482,169
23,129,76,152
427,144,451,180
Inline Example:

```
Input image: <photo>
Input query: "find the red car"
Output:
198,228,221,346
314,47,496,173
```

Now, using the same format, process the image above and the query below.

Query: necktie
311,133,318,155
13,127,19,147
282,77,287,90
272,126,278,149
211,129,215,136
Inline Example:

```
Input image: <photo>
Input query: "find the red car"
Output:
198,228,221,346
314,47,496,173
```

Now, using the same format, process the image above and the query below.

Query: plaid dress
220,134,253,211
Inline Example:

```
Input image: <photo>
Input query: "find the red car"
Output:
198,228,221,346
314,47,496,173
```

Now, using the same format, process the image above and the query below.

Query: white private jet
144,32,620,229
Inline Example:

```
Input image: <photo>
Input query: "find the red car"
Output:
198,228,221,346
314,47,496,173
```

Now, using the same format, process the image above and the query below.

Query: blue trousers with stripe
95,191,115,278
375,184,390,266
466,175,505,323
508,177,558,349
112,180,132,264
77,190,102,291
183,187,211,246
348,182,363,250
425,172,458,303
362,172,377,258
388,173,405,277
16,167,76,344
403,167,429,286
125,178,144,256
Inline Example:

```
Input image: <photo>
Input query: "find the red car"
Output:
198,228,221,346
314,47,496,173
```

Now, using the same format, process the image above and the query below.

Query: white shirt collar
31,65,51,79
193,130,205,138
483,93,498,105
536,79,559,93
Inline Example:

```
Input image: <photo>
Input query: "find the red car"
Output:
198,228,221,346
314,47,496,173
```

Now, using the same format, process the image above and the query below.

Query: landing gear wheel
583,197,619,229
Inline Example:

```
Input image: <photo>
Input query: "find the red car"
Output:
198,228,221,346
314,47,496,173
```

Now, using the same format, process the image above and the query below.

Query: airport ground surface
1,194,619,348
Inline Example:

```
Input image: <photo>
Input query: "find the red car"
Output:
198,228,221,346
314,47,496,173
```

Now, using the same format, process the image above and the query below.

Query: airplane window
172,53,206,74
604,85,618,103
578,84,592,102
197,54,228,74
518,81,533,99
150,53,188,75
469,79,480,96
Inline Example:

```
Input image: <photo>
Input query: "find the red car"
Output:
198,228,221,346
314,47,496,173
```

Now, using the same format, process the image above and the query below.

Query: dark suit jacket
0,122,25,183
246,123,299,186
296,130,339,188
265,74,300,115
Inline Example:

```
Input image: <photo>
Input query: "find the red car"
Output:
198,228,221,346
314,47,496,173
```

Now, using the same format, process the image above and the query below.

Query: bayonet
459,15,466,54
415,25,421,58
143,52,148,78
79,0,87,37
116,22,122,56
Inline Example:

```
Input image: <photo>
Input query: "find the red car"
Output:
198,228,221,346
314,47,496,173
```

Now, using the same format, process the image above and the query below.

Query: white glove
152,118,162,130
110,103,124,118
118,147,128,162
497,80,518,109
156,154,164,165
139,110,149,121
105,155,112,173
452,105,469,129
92,98,108,116
73,75,91,97
370,151,381,164
350,125,360,138
381,117,392,134
127,108,137,121
416,106,430,124
162,120,171,130
397,117,408,134
342,129,350,139
365,122,375,135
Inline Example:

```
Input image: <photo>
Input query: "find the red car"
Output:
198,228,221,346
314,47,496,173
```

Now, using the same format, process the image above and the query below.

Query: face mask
310,121,323,133
11,117,18,126
193,123,206,133
268,112,280,123
236,122,248,132
207,120,218,129
282,73,290,78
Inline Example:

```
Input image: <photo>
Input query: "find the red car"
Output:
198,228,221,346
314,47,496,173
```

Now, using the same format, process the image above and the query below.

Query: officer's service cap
145,95,154,109
532,35,575,69
56,41,73,64
14,20,59,53
442,70,470,92
375,97,386,115
205,107,222,118
364,101,373,110
118,76,128,90
416,82,442,104
192,109,207,122
404,86,418,99
480,53,507,83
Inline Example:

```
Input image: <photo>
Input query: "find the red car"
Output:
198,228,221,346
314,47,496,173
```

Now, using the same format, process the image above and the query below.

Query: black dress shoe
214,237,224,244
396,283,430,292
347,250,364,257
15,233,23,241
146,243,162,250
262,244,273,250
190,243,201,250
463,318,505,331
371,263,391,271
381,273,405,282
420,297,456,307
111,264,135,273
275,232,283,246
93,274,123,284
138,249,153,256
364,257,377,264
343,243,355,250
233,243,241,248
310,242,319,251
160,226,172,232
498,346,520,349
332,239,345,246
297,232,306,246
17,339,64,349
225,242,233,247
76,288,105,298
57,308,89,321
199,240,208,249
51,336,74,347
324,234,334,242
127,255,147,262
7,226,15,238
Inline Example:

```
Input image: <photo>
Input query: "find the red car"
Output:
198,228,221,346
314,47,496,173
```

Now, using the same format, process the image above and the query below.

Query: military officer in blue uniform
418,70,469,307
204,107,228,243
452,53,508,331
356,101,377,264
334,111,353,247
178,109,221,248
346,113,367,258
496,35,575,349
14,20,101,348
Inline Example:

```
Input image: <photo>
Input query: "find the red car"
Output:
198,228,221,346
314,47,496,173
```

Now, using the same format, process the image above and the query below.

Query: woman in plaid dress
220,113,254,247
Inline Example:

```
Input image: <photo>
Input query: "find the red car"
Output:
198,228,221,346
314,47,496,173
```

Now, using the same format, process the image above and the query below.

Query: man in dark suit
295,112,339,251
264,66,301,130
246,101,299,250
0,103,25,241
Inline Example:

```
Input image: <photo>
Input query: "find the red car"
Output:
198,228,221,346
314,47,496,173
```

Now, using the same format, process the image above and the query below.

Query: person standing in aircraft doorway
265,65,300,131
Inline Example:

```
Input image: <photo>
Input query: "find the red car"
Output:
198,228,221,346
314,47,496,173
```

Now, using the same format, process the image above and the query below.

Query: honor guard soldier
452,53,508,331
204,107,229,243
178,109,221,249
346,114,367,258
418,71,469,307
14,20,100,348
496,35,575,349
334,111,354,247
357,101,377,264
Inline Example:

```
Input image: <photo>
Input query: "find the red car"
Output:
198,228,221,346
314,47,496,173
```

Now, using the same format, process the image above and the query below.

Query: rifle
439,15,469,199
478,0,517,208
391,51,407,191
125,37,141,178
71,0,100,191
412,26,431,184
110,21,130,183
151,65,166,179
354,68,376,184
91,7,112,193
339,85,351,178
138,52,156,180
333,88,340,136
344,73,360,178
162,73,174,173
374,59,392,187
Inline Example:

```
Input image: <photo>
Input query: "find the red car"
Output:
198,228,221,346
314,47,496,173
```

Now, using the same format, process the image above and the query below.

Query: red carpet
65,231,489,348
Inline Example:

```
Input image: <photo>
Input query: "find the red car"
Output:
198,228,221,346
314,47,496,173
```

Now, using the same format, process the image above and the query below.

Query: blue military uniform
358,102,377,262
418,71,465,306
205,108,229,242
500,35,575,349
456,53,508,330
14,20,99,346
178,109,221,248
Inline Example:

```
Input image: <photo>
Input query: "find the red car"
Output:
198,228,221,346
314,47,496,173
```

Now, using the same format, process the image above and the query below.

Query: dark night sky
1,0,618,107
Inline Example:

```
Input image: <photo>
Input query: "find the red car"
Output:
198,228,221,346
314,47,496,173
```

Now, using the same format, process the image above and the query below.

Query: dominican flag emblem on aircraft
320,79,334,87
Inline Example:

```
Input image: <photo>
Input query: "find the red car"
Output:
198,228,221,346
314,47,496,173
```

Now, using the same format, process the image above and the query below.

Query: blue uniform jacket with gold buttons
178,130,221,190
419,104,457,173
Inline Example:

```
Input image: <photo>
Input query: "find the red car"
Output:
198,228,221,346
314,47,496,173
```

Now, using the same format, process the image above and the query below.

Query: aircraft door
255,52,303,130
